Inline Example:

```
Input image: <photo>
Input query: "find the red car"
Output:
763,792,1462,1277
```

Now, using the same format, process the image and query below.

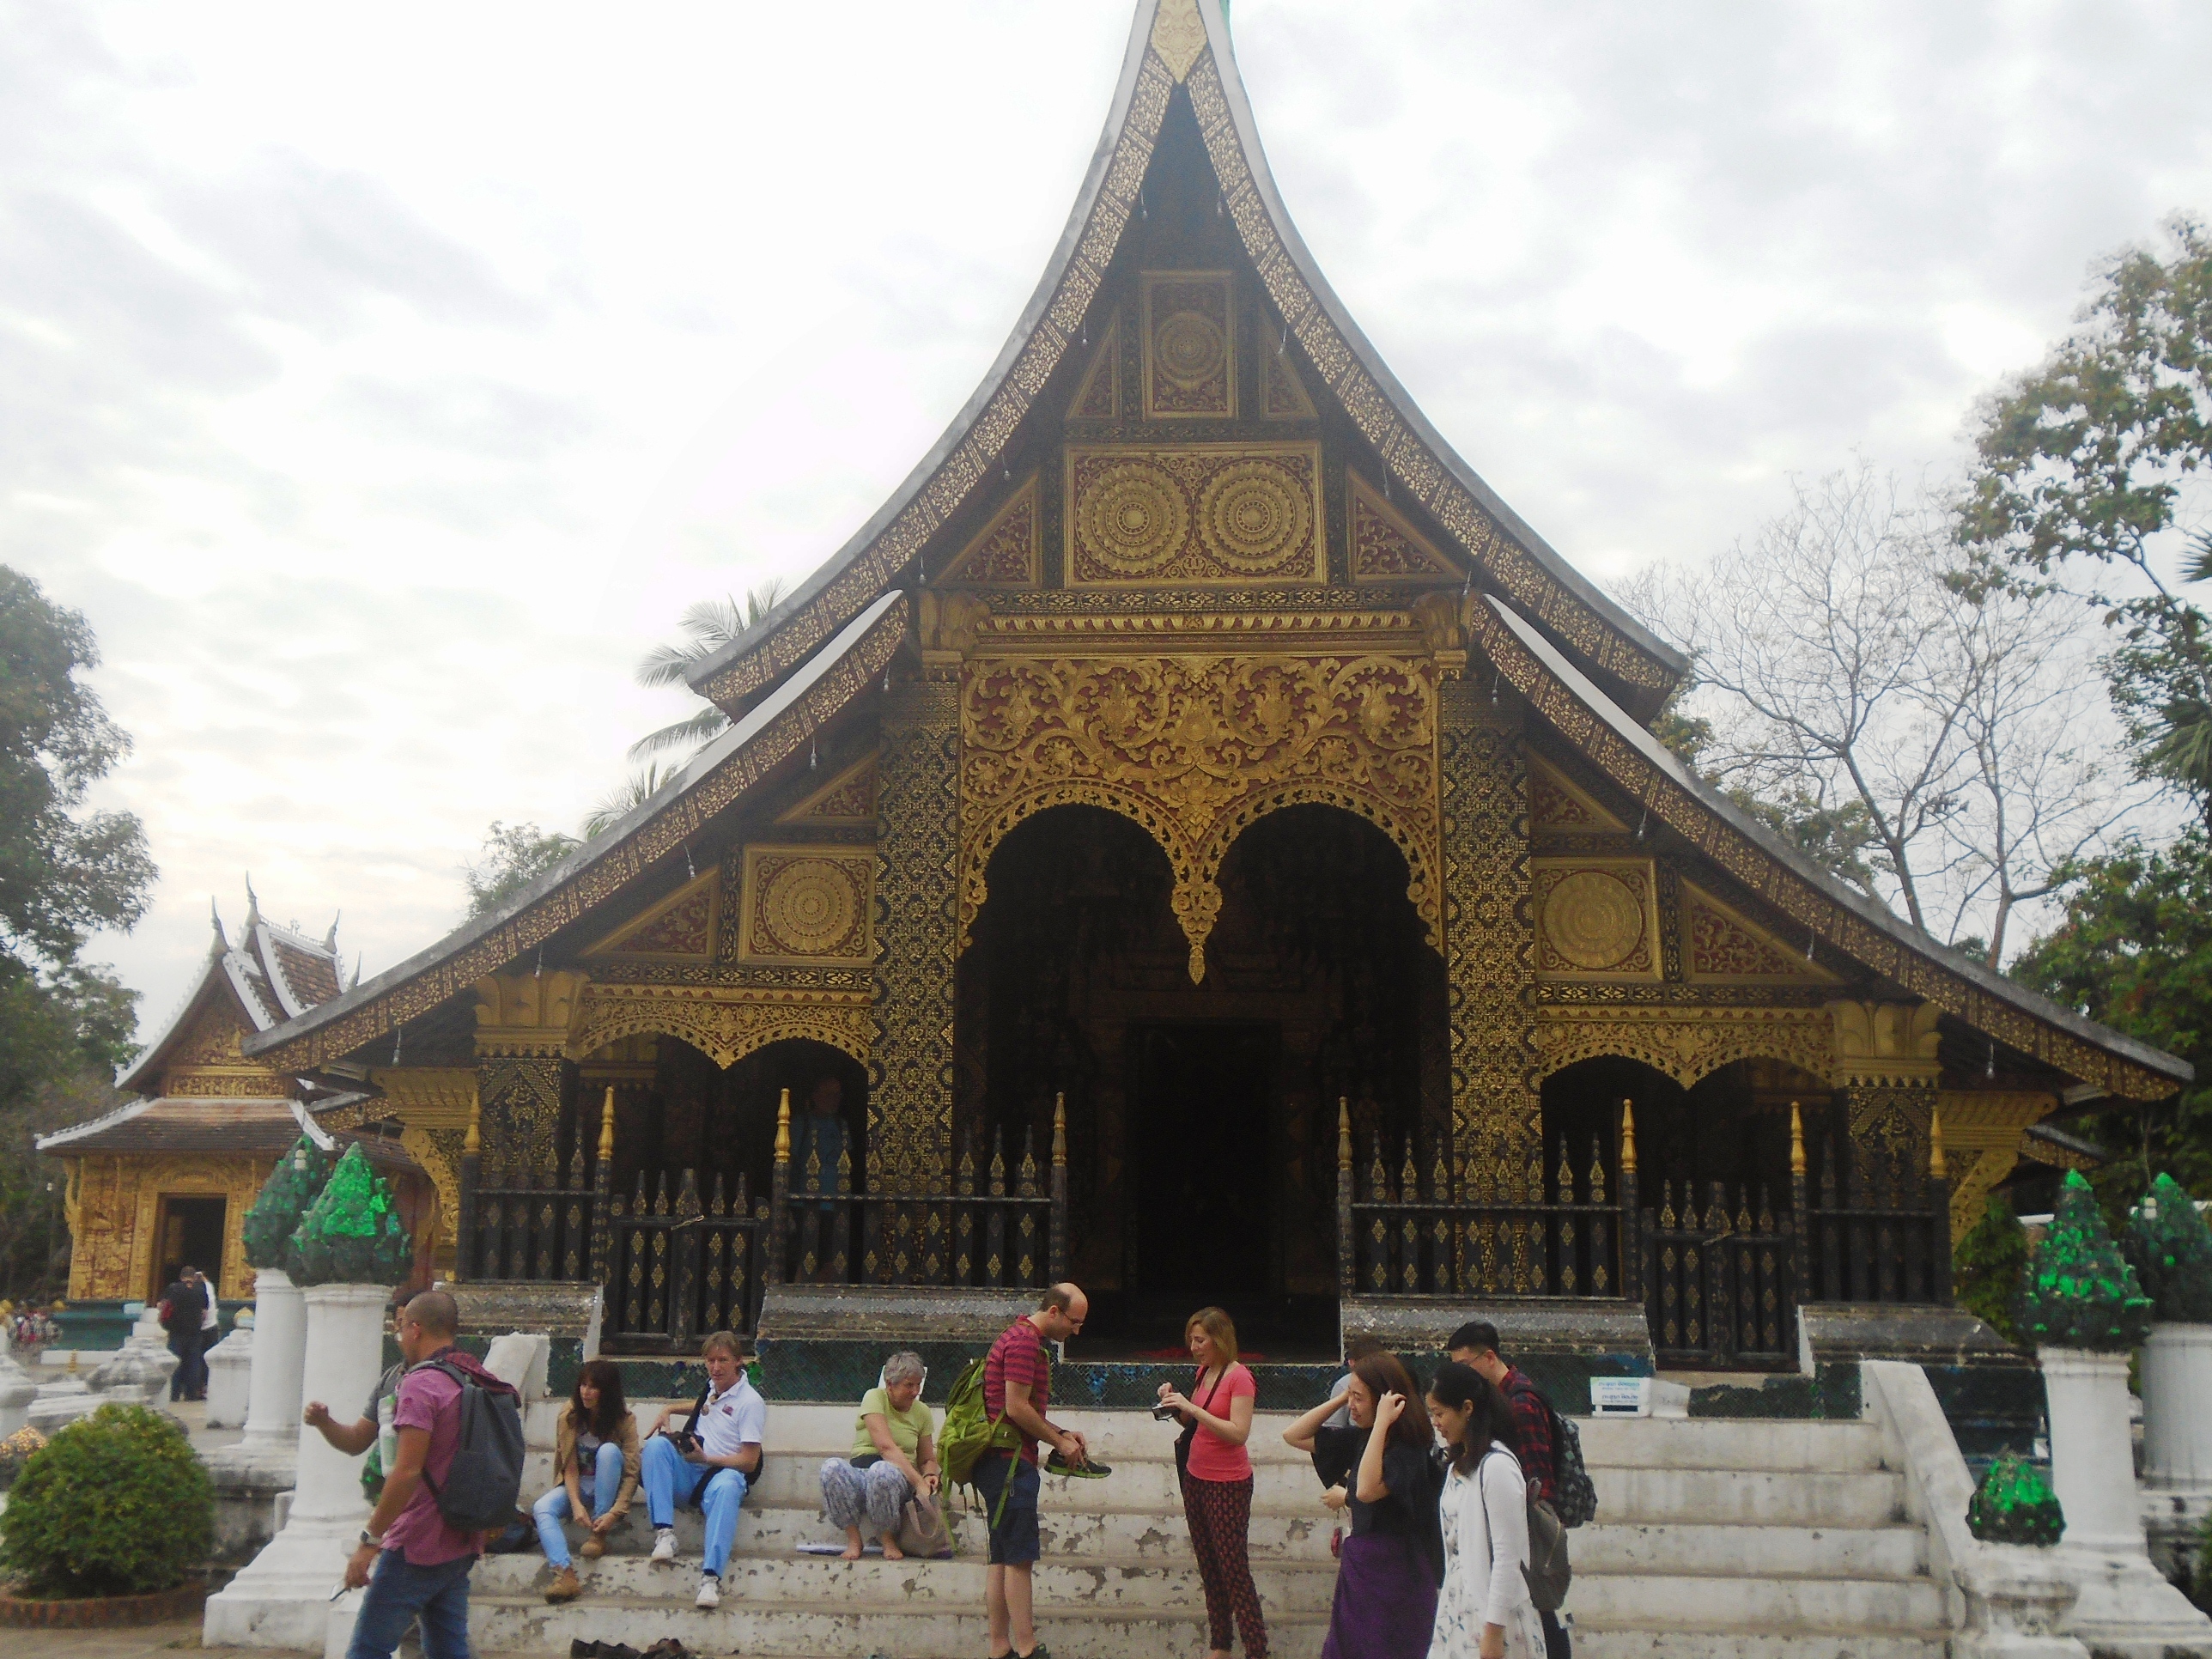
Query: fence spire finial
1790,1102,1806,1176
774,1088,792,1164
1928,1104,1947,1180
598,1085,617,1164
1338,1097,1352,1172
465,1090,481,1157
1618,1098,1637,1174
1052,1093,1067,1169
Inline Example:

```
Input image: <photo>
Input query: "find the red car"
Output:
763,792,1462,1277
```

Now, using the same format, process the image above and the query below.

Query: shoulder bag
1172,1364,1232,1483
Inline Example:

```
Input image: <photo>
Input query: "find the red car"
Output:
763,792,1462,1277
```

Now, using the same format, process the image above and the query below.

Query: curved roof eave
245,591,909,1073
688,0,1685,717
1474,594,2190,1097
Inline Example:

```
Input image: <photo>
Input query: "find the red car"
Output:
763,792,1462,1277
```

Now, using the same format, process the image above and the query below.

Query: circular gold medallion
1543,870,1644,970
1196,457,1311,574
1077,459,1189,575
1155,309,1226,389
758,858,862,957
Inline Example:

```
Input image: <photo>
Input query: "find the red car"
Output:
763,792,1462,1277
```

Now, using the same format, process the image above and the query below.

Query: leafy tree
0,568,153,1300
627,577,790,762
1958,217,2212,817
580,761,675,840
2009,830,2212,1203
1955,1193,2031,1342
463,820,580,920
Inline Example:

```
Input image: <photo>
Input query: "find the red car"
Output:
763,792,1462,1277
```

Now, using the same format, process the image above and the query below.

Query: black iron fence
457,1089,1069,1346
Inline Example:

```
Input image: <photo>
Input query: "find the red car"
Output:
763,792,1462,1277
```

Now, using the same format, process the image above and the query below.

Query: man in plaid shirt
1452,1321,1570,1659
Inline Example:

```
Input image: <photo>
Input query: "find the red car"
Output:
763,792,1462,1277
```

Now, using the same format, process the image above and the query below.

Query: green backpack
939,1352,1033,1523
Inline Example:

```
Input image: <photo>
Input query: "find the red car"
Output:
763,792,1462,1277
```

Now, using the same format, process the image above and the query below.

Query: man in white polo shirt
640,1329,767,1609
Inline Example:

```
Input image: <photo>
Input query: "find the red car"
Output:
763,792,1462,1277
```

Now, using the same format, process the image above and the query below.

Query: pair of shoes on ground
569,1641,694,1659
987,1646,1054,1659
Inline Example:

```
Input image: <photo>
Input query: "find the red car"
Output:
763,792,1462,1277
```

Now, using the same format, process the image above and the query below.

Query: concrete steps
471,1402,1954,1659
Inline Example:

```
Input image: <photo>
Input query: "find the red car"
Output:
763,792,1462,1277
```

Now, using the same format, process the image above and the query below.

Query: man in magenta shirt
330,1290,514,1659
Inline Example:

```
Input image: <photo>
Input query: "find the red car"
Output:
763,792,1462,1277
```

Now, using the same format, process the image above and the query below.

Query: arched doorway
958,800,1444,1352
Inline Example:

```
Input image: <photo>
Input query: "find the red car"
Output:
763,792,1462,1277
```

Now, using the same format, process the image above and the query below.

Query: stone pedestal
2142,1322,2212,1486
27,1364,97,1434
2039,1347,2212,1657
0,1334,37,1439
204,1314,255,1428
204,1283,387,1650
210,1267,307,1484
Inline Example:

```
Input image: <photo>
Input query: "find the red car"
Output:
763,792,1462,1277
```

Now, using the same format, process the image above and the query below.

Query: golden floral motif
940,477,1039,586
1142,273,1235,418
1531,1005,1836,1088
1542,871,1646,971
959,653,1442,981
744,851,872,961
1150,0,1210,83
1066,443,1322,586
570,984,871,1070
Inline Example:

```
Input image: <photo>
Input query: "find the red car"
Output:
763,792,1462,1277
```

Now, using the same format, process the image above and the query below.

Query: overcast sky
8,1,2212,1048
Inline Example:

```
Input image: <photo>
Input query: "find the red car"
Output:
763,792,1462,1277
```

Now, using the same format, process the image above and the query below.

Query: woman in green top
819,1350,939,1559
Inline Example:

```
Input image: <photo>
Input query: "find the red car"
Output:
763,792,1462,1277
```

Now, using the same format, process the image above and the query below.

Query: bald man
332,1291,518,1659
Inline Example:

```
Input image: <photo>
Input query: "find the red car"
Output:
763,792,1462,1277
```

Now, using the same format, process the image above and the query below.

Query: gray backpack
420,1360,526,1533
1482,1449,1571,1612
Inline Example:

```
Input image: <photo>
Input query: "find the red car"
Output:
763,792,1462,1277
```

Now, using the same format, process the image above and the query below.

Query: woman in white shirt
1425,1360,1547,1659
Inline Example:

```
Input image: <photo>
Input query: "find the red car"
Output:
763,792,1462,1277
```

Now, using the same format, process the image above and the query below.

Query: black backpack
419,1360,526,1533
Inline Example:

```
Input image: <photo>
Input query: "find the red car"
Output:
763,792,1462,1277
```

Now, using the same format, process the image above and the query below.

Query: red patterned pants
1182,1472,1269,1657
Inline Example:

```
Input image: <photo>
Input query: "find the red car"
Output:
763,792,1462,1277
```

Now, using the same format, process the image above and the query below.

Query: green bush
0,1404,212,1595
1966,1450,2064,1546
2018,1170,2154,1352
1956,1194,2030,1343
241,1136,333,1268
2124,1173,2212,1323
283,1144,412,1287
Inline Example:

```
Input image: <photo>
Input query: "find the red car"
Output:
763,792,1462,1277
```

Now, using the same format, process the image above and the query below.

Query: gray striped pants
819,1457,914,1534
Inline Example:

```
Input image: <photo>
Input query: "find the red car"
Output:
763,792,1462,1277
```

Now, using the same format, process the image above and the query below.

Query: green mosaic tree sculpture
1966,1450,2065,1546
241,1136,334,1269
2124,1173,2212,1323
283,1145,413,1287
2018,1169,2154,1352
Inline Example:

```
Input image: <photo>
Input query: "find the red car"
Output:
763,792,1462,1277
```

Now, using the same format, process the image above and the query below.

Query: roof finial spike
210,896,228,953
242,875,259,933
323,911,340,952
349,955,362,991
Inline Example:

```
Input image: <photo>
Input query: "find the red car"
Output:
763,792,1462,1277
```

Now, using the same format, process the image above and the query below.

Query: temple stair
471,1407,1948,1659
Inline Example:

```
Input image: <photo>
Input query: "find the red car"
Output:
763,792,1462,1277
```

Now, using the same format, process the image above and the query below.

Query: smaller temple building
38,890,437,1304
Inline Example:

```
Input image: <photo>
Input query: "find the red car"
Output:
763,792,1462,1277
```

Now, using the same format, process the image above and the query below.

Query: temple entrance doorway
959,799,1444,1358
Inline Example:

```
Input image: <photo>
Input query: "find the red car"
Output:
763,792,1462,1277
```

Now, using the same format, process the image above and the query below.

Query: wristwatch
358,1529,383,1549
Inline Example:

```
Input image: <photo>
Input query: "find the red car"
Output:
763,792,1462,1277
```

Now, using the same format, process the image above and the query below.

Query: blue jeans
532,1442,626,1568
346,1551,472,1659
641,1434,749,1577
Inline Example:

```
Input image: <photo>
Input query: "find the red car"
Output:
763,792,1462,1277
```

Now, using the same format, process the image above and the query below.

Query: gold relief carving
585,872,717,959
776,753,878,827
1532,860,1659,980
939,477,1039,586
1682,882,1831,983
164,1068,292,1098
477,1055,567,1173
961,653,1443,982
1348,471,1455,582
173,1004,249,1067
475,970,590,1058
570,983,871,1070
1150,0,1209,82
1261,340,1317,422
1830,999,1942,1084
740,847,873,962
1531,1005,1836,1089
1067,313,1121,421
1066,443,1322,586
1142,272,1235,418
1528,756,1627,834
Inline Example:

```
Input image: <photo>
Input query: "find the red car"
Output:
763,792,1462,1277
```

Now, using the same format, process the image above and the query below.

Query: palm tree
627,577,791,762
581,763,674,839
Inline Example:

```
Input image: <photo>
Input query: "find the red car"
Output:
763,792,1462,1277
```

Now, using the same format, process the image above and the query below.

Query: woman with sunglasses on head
1157,1306,1266,1659
1285,1351,1443,1659
533,1358,641,1602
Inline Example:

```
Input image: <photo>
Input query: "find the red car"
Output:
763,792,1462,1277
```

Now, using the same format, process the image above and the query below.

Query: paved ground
10,1616,210,1657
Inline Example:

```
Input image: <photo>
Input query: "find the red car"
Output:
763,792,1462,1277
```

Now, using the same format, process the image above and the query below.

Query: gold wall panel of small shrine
1531,858,1662,981
959,651,1442,981
62,1152,271,1302
163,999,293,1098
1140,270,1236,419
737,845,874,963
1064,443,1324,587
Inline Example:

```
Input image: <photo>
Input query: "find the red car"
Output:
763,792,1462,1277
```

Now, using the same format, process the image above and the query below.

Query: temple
58,0,2185,1366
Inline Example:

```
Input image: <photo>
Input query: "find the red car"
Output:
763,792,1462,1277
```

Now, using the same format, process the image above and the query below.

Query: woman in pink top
1158,1306,1267,1659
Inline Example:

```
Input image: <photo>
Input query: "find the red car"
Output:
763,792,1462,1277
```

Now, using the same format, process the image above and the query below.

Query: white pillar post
203,1283,388,1650
2140,1322,2212,1486
210,1267,309,1480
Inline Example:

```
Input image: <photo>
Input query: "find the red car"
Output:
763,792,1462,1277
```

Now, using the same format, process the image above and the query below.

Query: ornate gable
585,871,718,960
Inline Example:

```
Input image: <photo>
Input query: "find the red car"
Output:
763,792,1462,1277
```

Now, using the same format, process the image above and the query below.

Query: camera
1152,1403,1181,1421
